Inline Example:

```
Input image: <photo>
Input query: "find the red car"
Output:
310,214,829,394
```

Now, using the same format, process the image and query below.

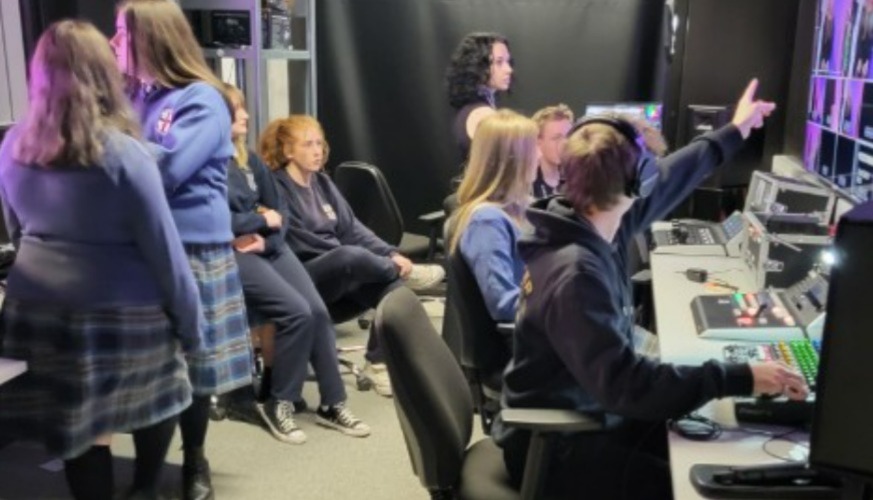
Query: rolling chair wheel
208,394,227,421
356,376,373,391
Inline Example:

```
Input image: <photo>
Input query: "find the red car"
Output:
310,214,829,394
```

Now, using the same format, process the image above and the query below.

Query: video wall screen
806,0,873,202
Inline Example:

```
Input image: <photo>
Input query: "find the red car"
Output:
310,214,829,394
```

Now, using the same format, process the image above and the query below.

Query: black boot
182,447,214,500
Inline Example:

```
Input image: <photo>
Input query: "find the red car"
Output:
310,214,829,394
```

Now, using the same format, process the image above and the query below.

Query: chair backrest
333,161,404,246
443,249,510,387
375,287,474,492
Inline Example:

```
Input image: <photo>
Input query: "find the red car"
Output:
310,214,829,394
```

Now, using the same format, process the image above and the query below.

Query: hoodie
492,124,754,462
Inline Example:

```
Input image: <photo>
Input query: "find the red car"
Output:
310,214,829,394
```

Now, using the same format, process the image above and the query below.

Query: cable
762,429,809,463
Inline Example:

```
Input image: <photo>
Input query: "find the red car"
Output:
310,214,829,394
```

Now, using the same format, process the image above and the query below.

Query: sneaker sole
315,415,371,438
255,403,307,444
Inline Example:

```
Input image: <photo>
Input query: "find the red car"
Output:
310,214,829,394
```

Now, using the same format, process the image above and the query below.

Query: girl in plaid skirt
0,20,200,499
113,1,253,498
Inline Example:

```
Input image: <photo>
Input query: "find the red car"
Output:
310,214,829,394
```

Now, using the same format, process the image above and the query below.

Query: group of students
0,1,442,500
444,32,812,498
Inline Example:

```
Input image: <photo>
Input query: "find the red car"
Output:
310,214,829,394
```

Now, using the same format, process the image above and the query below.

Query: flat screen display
806,0,873,202
583,102,664,131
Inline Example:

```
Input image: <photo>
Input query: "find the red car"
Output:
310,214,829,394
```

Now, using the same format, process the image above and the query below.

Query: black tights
63,415,178,500
179,395,211,454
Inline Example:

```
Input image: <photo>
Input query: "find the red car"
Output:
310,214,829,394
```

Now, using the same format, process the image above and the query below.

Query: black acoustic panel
316,0,668,233
667,0,801,187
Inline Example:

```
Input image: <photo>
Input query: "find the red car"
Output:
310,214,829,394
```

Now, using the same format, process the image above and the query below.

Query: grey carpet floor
0,298,471,500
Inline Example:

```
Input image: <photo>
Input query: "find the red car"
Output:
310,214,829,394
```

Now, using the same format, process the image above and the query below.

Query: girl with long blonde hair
0,20,199,499
111,1,250,498
447,109,538,332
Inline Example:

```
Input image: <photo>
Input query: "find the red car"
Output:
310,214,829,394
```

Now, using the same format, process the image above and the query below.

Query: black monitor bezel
809,215,873,483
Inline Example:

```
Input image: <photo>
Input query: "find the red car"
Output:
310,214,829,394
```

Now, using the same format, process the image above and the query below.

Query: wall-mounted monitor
805,0,873,203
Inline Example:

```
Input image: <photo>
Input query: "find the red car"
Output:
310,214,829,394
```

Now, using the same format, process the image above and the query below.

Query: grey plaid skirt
0,300,192,459
184,243,253,396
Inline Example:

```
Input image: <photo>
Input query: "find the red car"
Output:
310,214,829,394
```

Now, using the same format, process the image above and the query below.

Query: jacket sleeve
150,84,232,195
228,160,269,237
542,265,752,420
459,213,520,325
626,125,745,234
124,142,204,353
251,154,288,254
325,176,397,256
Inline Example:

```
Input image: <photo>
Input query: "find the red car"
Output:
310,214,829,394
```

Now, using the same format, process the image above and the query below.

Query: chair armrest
501,408,603,433
418,210,445,224
511,408,604,500
497,322,515,336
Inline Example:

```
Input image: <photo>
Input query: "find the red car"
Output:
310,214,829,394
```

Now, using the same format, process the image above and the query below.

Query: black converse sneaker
315,403,371,437
256,398,307,444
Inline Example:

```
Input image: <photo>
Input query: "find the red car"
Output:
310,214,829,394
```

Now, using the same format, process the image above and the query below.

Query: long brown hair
222,83,249,167
14,20,140,167
447,109,537,253
118,0,229,108
258,115,330,172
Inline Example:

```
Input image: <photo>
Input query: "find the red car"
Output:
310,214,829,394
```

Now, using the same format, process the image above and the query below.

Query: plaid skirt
0,300,191,460
185,243,253,395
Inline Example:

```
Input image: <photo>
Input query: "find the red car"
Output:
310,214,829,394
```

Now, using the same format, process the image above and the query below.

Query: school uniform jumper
134,82,252,396
456,204,524,352
492,125,756,498
273,169,402,363
0,128,199,459
228,153,345,406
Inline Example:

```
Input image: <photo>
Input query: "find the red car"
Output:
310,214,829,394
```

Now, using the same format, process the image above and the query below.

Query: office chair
333,161,444,261
442,248,510,434
375,287,602,500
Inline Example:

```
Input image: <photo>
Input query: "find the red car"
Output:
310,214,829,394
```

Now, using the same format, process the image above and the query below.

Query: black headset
568,115,660,198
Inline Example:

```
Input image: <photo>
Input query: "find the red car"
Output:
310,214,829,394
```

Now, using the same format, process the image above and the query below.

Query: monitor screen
809,207,873,480
583,102,663,131
805,0,873,203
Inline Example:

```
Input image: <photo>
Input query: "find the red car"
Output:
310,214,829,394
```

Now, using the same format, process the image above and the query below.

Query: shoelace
334,406,362,429
275,401,299,433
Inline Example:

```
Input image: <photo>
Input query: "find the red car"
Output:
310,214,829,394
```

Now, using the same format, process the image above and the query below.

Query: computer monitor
583,102,663,130
809,202,873,498
804,0,872,204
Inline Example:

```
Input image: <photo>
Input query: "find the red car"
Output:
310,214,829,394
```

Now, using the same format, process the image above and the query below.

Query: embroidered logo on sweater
322,203,337,220
156,107,174,136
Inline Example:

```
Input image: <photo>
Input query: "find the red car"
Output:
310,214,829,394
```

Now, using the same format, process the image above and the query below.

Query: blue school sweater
133,82,234,244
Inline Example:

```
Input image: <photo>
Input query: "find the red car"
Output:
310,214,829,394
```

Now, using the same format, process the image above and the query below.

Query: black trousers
235,248,345,406
503,419,673,500
303,246,403,363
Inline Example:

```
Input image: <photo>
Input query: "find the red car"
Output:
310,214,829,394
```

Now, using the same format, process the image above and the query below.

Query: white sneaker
363,362,393,397
404,264,445,291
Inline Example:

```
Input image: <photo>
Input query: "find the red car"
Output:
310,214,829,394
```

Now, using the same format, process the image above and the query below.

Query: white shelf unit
180,0,317,142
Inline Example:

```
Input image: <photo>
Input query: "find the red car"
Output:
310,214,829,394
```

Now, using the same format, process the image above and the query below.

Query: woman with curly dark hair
446,32,513,161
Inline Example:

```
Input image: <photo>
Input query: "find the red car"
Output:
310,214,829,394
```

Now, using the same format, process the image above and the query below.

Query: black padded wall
316,0,668,232
19,0,116,63
665,0,801,188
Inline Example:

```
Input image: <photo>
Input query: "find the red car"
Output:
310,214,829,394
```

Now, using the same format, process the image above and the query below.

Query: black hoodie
493,124,754,458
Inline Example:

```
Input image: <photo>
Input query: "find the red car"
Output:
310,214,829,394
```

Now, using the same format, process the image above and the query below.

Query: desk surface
0,357,25,386
651,253,808,500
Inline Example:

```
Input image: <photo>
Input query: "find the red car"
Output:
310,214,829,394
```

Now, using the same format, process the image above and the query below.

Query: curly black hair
446,32,510,109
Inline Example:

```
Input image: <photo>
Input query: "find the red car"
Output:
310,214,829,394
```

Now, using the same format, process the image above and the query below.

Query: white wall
0,0,28,126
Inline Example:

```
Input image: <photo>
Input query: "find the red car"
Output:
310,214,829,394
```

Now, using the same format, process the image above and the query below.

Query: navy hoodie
227,152,289,257
493,124,754,457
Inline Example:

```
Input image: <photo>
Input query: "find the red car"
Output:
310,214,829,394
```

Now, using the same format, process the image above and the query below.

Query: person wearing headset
491,79,809,499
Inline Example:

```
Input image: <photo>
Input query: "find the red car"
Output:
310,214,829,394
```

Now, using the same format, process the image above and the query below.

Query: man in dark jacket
491,80,809,499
